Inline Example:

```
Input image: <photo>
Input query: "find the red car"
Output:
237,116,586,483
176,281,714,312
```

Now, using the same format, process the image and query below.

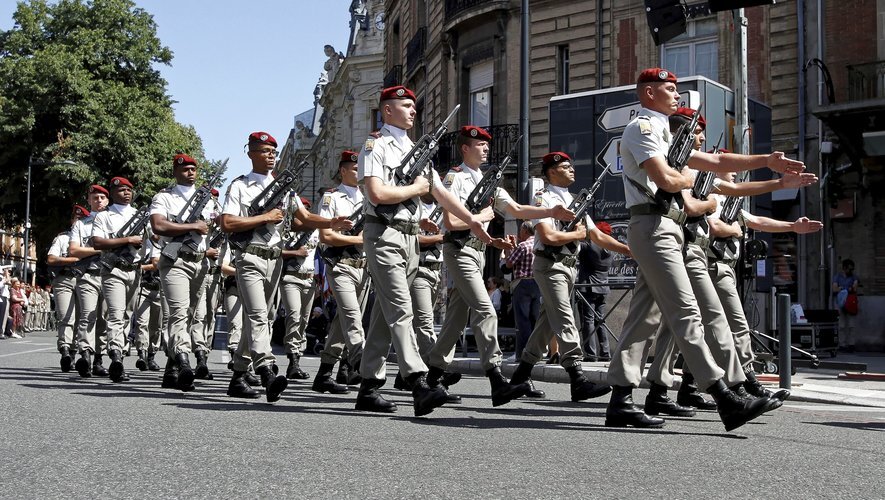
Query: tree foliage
0,0,206,258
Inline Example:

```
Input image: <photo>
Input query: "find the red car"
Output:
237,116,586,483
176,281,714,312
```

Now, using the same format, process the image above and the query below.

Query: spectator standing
9,278,26,337
833,258,860,352
576,222,614,361
501,221,541,360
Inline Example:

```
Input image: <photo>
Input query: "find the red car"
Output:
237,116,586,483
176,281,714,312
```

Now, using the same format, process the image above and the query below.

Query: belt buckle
561,255,577,267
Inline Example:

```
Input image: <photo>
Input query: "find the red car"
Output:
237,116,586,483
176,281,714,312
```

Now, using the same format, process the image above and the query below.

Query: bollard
777,294,791,390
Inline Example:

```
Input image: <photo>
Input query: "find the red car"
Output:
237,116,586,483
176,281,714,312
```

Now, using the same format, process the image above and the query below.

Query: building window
557,45,570,95
661,17,718,81
468,60,494,127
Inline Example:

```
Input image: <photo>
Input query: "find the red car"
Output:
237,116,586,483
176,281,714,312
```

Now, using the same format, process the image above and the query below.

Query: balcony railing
383,65,402,88
435,124,520,172
848,60,885,101
444,0,493,23
406,27,427,76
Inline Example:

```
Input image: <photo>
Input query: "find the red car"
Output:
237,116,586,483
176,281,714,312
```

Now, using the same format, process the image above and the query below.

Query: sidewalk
449,350,885,408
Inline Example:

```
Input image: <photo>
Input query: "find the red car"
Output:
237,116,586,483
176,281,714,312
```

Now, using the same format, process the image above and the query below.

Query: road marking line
786,404,885,412
0,347,56,358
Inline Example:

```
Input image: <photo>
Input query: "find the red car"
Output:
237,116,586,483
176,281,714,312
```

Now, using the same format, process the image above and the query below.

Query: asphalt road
1,332,883,499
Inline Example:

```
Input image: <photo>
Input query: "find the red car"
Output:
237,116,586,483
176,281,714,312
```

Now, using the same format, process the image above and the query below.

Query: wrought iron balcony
848,60,885,101
444,0,508,26
406,27,427,77
383,65,402,88
435,124,520,172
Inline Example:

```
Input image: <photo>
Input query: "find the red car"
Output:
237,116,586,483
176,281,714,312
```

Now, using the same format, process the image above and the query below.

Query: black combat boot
227,371,260,399
60,346,73,373
256,364,288,403
409,372,448,417
161,356,179,389
441,371,462,388
135,350,148,371
355,378,397,413
175,353,195,392
604,385,665,428
108,349,129,382
744,369,790,402
644,382,696,417
336,359,350,385
312,362,350,394
424,366,461,404
707,379,775,432
92,352,109,377
731,383,782,411
243,369,260,387
509,360,546,399
487,366,530,407
346,359,362,386
75,351,93,378
286,353,310,380
393,372,410,391
677,372,717,410
566,365,611,402
146,352,160,371
194,351,213,380
227,349,235,371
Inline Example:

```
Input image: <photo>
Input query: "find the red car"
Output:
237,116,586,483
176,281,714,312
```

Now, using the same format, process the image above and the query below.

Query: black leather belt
179,250,205,262
365,214,419,235
338,258,367,269
243,244,281,259
629,204,688,226
534,251,577,268
421,262,442,271
115,261,140,272
284,270,314,279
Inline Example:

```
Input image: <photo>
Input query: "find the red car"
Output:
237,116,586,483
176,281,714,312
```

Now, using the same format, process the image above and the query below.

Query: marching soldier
92,176,146,383
427,127,578,407
508,152,630,402
48,205,89,372
313,151,369,394
150,154,216,391
219,131,351,402
356,86,494,416
279,195,319,381
70,185,110,378
605,68,803,431
132,237,162,372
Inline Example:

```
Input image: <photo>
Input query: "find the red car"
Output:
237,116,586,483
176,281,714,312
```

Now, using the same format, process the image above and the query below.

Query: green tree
0,0,206,277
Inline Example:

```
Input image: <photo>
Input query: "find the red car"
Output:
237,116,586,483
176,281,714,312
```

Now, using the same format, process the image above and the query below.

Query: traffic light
644,0,687,46
708,0,776,11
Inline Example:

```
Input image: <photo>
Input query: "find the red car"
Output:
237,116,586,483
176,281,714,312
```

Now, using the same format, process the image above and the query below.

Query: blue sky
0,0,353,179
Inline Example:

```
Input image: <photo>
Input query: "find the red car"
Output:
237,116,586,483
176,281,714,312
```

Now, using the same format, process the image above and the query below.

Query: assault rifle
375,105,460,222
708,195,744,260
690,131,724,201
169,169,224,252
99,205,151,271
319,203,365,263
228,160,309,251
666,104,704,170
464,135,523,213
543,163,612,258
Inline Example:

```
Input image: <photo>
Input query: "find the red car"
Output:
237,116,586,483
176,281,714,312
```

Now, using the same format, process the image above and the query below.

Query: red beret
72,205,90,218
541,152,572,168
674,107,706,130
380,85,417,102
637,68,678,84
248,131,277,147
595,221,612,235
339,150,359,164
88,184,109,196
109,177,133,188
210,188,220,197
173,153,197,167
459,126,492,142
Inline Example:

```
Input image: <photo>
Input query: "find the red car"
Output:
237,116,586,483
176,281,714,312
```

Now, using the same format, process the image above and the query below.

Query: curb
448,358,885,408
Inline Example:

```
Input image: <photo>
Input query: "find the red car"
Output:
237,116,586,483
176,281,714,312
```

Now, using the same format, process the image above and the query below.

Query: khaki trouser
411,265,440,361
646,244,746,387
429,243,502,371
361,222,427,380
101,266,141,352
710,261,754,369
133,286,162,354
53,274,78,351
223,281,243,353
191,269,221,352
75,272,107,354
519,254,584,369
281,271,316,357
319,262,368,365
159,256,208,356
607,215,725,391
232,251,283,372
